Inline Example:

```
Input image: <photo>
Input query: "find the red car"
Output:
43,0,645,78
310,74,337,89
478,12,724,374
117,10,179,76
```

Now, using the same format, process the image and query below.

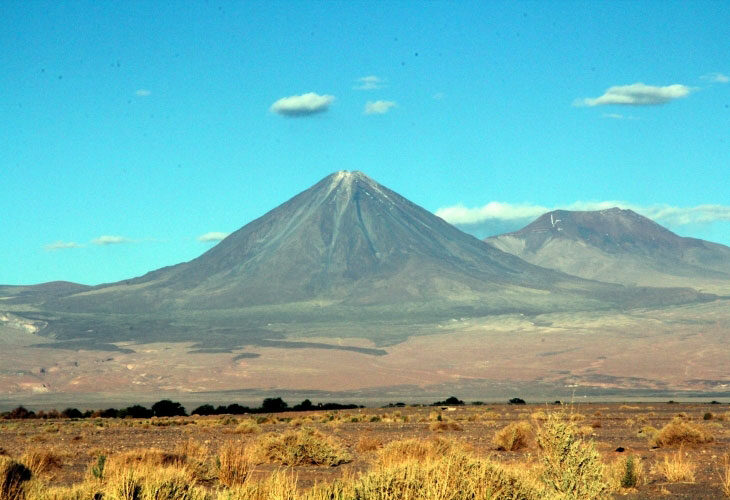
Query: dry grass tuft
356,450,543,500
1,457,32,500
20,449,63,477
719,453,730,498
653,447,696,483
105,468,142,500
428,418,462,432
107,448,185,470
253,428,351,466
493,421,532,451
376,437,459,467
217,469,298,500
234,419,261,435
217,441,253,488
355,435,382,453
141,465,204,500
577,425,595,437
651,418,714,447
25,481,101,500
530,411,548,421
637,425,658,440
174,439,213,482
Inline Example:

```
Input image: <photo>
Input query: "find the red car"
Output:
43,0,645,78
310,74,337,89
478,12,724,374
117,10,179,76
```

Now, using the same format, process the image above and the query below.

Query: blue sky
1,1,728,285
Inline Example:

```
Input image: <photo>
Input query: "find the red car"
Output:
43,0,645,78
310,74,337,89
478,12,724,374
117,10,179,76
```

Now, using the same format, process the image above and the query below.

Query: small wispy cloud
270,92,334,117
354,76,385,90
700,72,729,83
602,113,638,120
92,235,131,246
364,100,396,115
436,201,730,228
135,89,152,97
574,83,692,107
197,231,229,243
432,92,445,100
44,241,83,251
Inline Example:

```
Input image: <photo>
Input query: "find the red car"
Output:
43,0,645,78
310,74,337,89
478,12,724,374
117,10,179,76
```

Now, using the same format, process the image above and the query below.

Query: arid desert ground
1,402,729,499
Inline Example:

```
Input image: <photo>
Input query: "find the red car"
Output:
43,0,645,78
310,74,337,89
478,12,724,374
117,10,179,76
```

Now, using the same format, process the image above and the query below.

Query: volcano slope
13,171,713,348
486,208,730,294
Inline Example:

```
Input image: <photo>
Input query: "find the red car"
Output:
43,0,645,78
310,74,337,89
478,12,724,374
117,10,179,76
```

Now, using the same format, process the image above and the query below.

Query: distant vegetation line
0,397,361,420
0,396,532,420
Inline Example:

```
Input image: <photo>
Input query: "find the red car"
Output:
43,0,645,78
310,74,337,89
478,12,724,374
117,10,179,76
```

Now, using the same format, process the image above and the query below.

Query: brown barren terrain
2,301,729,404
1,403,728,499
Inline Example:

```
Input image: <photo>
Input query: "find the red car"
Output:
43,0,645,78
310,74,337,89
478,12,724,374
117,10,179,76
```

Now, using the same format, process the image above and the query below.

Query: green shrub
536,413,607,500
620,455,637,488
90,455,106,480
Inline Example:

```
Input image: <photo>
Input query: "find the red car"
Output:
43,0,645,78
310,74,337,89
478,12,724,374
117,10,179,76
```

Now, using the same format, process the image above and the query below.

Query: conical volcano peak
323,170,392,203
329,170,368,181
327,170,375,189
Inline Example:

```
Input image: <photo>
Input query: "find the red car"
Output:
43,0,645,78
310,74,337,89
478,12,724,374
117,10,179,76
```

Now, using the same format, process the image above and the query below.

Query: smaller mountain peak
598,207,632,215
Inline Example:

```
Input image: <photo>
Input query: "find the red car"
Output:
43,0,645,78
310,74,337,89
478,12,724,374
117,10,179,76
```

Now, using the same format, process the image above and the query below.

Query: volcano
12,173,713,352
1,173,723,399
44,173,712,316
486,208,730,291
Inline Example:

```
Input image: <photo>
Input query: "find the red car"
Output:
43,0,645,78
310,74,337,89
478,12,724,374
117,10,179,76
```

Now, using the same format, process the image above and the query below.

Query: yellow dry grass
651,418,714,447
217,440,253,488
653,447,697,483
493,421,532,451
719,453,730,498
252,427,351,466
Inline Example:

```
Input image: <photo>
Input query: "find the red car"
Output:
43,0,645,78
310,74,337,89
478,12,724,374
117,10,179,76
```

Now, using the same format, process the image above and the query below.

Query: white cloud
574,83,691,107
135,89,152,97
432,92,445,100
364,100,396,115
44,241,83,251
436,201,730,227
355,76,385,90
436,202,548,225
602,113,638,120
92,235,131,246
700,72,729,83
198,231,229,243
270,92,334,116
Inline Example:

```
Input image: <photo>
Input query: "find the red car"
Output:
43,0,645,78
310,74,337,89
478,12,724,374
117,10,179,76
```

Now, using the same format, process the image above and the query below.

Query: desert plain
1,401,729,499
